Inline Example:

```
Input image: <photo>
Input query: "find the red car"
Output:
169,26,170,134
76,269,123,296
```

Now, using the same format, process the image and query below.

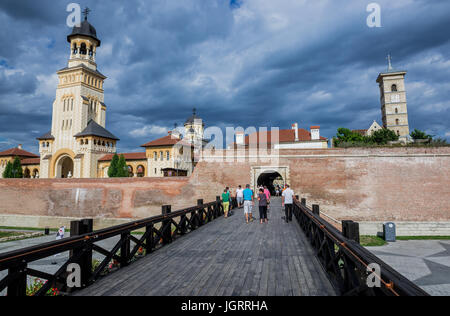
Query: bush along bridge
0,196,429,296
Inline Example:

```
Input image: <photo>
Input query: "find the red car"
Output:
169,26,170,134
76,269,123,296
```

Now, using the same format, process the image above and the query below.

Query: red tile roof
352,129,368,136
0,147,39,158
21,158,41,165
98,152,147,162
243,128,327,145
141,135,192,148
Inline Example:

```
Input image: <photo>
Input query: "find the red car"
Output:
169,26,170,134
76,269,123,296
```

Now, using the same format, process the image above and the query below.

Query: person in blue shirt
243,184,254,223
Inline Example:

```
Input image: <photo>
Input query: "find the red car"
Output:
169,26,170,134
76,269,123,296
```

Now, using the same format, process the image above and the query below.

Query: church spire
387,53,393,72
83,7,91,21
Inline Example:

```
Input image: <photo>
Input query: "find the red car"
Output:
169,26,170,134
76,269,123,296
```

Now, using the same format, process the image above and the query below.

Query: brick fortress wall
0,147,449,223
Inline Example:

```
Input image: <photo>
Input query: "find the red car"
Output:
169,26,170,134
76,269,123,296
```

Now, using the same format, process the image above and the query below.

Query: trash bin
383,222,396,242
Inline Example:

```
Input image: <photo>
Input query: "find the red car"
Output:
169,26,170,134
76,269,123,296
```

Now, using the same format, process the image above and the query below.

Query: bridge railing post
70,218,93,287
7,261,27,296
145,223,154,254
197,199,204,225
216,196,222,217
120,232,131,267
162,205,172,245
301,198,306,207
342,220,360,244
312,204,320,217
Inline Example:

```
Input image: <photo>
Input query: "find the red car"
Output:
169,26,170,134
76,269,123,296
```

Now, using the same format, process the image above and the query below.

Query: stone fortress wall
0,147,449,233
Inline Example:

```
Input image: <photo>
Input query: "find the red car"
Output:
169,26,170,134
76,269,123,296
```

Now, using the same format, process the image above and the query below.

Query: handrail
0,198,227,296
293,199,429,296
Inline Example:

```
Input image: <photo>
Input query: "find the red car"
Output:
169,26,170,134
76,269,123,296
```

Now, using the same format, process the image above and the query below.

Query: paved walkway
77,198,336,296
367,240,450,296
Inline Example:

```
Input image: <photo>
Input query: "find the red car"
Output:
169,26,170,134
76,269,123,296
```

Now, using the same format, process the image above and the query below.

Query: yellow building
96,129,195,178
0,145,40,178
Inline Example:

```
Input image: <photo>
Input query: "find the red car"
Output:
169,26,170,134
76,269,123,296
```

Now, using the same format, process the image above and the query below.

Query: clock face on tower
390,94,400,103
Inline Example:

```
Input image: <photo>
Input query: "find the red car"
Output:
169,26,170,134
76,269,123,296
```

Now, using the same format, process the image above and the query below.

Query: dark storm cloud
0,0,449,154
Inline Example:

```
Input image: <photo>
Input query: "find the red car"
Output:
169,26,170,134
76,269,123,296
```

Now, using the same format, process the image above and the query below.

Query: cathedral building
0,13,205,179
36,14,119,179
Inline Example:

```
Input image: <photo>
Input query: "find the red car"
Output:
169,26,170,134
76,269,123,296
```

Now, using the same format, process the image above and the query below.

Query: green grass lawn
0,226,60,232
0,231,22,239
360,235,387,247
360,235,450,247
397,236,450,241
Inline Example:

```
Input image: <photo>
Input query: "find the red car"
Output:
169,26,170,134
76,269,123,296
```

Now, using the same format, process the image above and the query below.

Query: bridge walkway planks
76,197,336,296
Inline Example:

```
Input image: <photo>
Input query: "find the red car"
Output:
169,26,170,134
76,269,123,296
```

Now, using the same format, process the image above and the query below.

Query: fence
293,198,429,296
0,197,226,296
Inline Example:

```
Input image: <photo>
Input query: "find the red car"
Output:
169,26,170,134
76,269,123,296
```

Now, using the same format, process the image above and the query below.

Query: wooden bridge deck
76,198,336,296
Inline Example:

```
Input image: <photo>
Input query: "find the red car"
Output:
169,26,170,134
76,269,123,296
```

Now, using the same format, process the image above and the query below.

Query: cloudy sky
0,0,449,153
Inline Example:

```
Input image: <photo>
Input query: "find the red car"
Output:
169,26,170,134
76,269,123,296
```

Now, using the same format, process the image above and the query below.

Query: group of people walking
221,184,296,224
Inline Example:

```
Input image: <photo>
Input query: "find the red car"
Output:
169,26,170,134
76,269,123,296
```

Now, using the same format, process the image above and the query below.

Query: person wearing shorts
222,188,230,218
236,185,244,208
243,184,254,223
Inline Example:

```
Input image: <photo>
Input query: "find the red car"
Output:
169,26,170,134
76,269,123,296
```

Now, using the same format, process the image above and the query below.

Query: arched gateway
56,155,74,178
251,166,289,195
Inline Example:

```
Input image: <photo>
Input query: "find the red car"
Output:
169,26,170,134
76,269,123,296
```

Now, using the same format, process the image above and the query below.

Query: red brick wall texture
0,147,449,222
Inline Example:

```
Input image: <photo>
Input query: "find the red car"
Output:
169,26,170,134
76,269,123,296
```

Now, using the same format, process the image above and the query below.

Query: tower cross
82,7,91,21
387,53,393,71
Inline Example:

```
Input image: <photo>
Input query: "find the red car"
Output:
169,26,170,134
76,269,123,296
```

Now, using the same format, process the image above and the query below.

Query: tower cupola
67,8,101,69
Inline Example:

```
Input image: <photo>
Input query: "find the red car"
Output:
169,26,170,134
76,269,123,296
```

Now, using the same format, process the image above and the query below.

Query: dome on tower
67,19,101,46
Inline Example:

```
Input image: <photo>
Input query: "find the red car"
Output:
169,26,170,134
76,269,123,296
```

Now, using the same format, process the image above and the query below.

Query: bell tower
376,54,410,142
38,8,118,179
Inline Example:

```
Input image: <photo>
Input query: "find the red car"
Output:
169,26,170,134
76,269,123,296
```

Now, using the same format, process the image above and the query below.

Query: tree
333,128,366,146
410,129,432,140
108,154,119,178
11,157,23,178
370,128,399,145
117,155,128,177
2,161,13,178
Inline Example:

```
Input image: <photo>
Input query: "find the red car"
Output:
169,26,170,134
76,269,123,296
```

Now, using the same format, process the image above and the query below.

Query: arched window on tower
80,43,87,55
89,45,93,57
391,84,398,92
395,108,398,114
396,119,400,125
73,44,78,54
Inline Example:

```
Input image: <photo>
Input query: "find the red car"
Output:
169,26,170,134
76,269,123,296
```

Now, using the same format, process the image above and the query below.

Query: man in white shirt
282,184,296,223
235,185,244,208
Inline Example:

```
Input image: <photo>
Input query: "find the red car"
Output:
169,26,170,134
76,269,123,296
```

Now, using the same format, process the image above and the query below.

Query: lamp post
175,159,180,177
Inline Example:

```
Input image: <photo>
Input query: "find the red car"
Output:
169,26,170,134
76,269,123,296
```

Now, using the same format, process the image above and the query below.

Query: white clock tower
376,54,410,142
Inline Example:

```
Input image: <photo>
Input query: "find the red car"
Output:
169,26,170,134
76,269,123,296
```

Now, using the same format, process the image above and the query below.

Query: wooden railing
0,197,227,296
293,198,429,296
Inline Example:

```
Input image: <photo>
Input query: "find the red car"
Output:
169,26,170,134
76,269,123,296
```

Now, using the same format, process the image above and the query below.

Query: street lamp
175,159,180,177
